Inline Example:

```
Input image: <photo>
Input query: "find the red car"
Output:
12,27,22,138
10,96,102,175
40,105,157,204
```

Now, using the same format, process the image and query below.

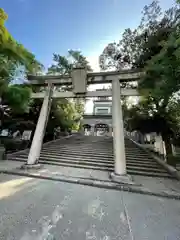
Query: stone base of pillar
21,163,43,170
110,172,135,185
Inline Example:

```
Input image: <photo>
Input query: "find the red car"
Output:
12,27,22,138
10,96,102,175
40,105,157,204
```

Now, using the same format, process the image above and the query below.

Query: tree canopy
0,8,42,75
100,1,180,163
0,8,43,120
48,50,92,75
46,50,89,132
0,9,90,137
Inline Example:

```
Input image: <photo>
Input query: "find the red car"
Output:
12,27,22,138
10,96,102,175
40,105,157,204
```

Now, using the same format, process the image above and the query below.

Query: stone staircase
8,135,173,178
176,163,180,171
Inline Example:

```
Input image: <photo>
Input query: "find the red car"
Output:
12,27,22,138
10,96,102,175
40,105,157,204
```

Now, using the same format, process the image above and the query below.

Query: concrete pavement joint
0,169,180,200
121,194,134,240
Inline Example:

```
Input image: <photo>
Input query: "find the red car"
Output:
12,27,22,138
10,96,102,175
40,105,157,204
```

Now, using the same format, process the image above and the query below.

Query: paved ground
1,160,180,199
0,173,180,240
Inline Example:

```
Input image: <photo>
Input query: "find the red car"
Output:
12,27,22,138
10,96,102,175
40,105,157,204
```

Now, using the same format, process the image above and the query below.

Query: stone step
7,136,173,178
176,164,180,171
41,151,155,162
9,157,171,178
44,145,144,151
43,147,113,152
45,145,147,152
45,140,128,145
9,158,159,171
41,148,152,158
14,152,157,165
9,155,167,173
41,149,153,158
9,155,161,169
43,144,145,150
10,152,157,166
17,148,153,160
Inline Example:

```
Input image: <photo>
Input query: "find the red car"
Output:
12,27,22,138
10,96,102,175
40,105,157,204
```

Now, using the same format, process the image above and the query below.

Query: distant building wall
82,116,112,127
93,100,112,115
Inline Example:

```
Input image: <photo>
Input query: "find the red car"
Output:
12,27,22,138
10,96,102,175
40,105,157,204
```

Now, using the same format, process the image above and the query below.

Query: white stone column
27,85,53,165
112,78,126,175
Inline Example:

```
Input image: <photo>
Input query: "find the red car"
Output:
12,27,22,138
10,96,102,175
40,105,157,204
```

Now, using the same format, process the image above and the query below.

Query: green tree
100,1,180,164
0,8,42,74
2,85,32,113
6,50,90,138
138,25,180,158
0,8,43,89
48,50,92,75
100,1,179,70
0,8,43,133
47,50,91,131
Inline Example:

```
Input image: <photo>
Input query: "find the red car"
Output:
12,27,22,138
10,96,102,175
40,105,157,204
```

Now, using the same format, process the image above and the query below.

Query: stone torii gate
27,68,142,182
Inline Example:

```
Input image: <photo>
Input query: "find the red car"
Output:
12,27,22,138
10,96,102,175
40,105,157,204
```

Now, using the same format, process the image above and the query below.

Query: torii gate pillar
111,78,132,183
25,85,53,167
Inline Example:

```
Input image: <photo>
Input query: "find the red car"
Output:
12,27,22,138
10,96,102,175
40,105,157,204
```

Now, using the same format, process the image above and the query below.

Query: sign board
72,68,87,94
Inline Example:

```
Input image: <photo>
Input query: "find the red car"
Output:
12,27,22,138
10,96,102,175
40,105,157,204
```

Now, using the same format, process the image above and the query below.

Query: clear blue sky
1,0,175,70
